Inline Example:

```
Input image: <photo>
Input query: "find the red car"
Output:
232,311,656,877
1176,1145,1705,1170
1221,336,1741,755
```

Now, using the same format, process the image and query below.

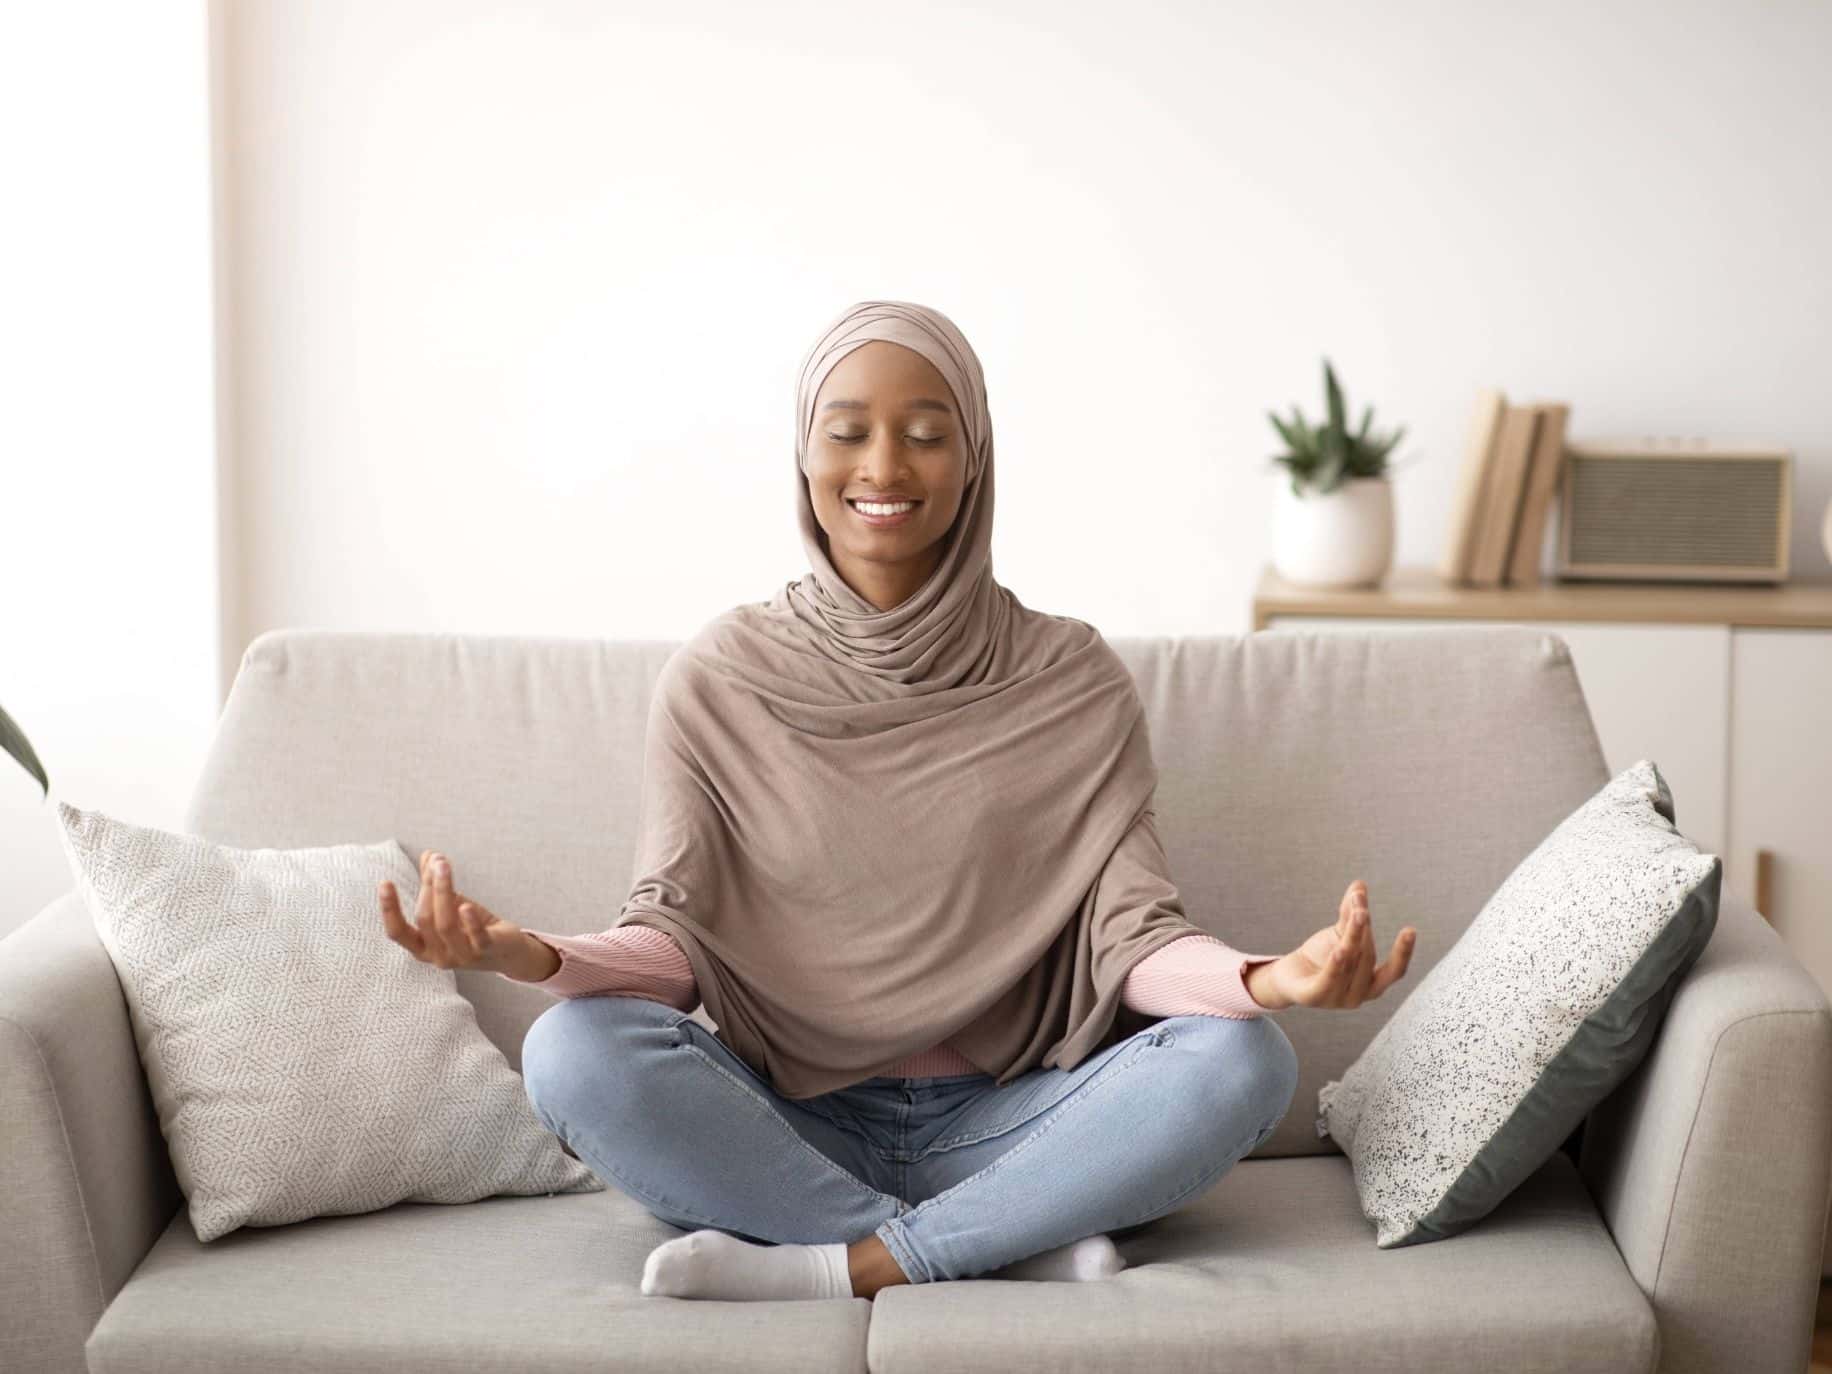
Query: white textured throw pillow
1316,759,1719,1248
55,802,602,1242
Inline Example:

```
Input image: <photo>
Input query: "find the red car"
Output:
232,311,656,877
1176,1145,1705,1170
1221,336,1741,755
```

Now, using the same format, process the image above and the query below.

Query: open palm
1279,879,1416,1010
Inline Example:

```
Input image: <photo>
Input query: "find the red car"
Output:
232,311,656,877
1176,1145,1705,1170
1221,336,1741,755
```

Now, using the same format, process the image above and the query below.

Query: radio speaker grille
1567,456,1783,567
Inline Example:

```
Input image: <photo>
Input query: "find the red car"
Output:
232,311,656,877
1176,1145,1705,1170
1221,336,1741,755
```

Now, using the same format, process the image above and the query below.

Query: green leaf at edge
1323,358,1346,437
1267,409,1299,449
0,701,49,796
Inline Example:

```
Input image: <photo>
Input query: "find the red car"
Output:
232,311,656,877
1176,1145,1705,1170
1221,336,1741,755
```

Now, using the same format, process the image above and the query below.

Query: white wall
5,0,1830,938
214,0,1832,675
0,4,218,940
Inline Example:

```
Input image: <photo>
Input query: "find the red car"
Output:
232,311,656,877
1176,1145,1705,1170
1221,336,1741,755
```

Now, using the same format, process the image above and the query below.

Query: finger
378,880,425,957
1343,878,1370,937
1332,939,1358,1007
1337,880,1359,935
1348,892,1378,1001
414,857,450,965
1377,930,1414,996
431,855,466,962
413,857,436,922
1368,927,1418,998
1314,939,1352,1007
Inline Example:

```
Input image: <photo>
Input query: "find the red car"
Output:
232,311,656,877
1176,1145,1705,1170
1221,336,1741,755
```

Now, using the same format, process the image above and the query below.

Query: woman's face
805,340,969,613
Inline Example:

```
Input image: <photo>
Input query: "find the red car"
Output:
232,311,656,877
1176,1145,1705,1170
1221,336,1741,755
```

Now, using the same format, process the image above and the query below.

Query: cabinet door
1261,617,1729,861
1729,629,1832,982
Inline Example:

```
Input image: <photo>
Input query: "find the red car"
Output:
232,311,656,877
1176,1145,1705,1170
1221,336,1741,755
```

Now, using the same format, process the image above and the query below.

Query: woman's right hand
379,849,529,975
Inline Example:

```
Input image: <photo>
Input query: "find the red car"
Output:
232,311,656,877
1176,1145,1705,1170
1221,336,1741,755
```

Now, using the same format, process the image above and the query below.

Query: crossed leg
519,996,1297,1298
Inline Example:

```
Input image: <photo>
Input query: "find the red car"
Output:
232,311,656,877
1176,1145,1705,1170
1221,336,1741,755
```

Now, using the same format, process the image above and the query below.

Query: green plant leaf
1276,452,1316,481
1323,358,1346,438
0,701,48,796
1267,409,1300,450
1315,425,1347,491
1290,405,1320,459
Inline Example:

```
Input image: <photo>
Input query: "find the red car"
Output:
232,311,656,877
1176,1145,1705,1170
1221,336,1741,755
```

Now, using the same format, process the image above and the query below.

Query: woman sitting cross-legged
378,299,1416,1302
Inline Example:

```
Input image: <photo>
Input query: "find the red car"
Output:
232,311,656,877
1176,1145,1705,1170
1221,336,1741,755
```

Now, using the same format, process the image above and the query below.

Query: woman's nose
859,438,911,479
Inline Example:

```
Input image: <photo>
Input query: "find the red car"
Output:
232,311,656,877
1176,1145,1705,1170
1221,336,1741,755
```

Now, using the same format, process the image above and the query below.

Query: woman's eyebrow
821,398,953,414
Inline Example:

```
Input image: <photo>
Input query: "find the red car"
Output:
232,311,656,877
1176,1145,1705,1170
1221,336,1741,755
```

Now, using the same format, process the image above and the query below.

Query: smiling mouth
846,497,922,526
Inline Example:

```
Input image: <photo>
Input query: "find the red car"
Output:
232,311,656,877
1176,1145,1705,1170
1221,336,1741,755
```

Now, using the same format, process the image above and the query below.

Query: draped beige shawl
610,300,1205,1099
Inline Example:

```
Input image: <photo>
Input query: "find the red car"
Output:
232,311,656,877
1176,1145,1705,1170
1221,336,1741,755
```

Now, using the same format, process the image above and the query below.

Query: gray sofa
6,624,1830,1374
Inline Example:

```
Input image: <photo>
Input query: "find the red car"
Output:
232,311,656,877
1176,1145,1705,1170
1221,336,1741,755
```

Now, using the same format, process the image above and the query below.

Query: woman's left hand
1248,879,1417,1011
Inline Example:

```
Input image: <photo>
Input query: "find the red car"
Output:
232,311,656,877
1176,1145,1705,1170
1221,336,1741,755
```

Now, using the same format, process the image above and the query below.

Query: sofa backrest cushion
187,624,1608,1159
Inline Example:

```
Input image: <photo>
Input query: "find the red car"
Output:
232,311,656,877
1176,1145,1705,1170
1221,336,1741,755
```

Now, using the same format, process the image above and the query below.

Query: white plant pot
1272,475,1395,588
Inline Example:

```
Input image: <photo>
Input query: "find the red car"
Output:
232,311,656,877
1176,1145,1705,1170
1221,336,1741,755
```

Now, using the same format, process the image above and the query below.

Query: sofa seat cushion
84,1185,870,1374
867,1150,1656,1374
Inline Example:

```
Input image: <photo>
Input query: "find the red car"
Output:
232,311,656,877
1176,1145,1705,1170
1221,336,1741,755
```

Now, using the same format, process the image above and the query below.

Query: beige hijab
611,300,1200,1099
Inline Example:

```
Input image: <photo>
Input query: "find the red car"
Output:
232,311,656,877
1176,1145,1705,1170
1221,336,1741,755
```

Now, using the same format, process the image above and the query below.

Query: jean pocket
668,1014,779,1092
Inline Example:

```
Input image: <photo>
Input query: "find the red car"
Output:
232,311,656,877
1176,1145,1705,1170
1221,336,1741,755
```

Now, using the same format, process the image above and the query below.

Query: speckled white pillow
55,801,603,1242
1316,759,1720,1248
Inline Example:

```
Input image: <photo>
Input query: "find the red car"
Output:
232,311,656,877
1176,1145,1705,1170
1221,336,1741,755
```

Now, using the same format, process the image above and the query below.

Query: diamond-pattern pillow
1316,759,1720,1248
55,801,602,1242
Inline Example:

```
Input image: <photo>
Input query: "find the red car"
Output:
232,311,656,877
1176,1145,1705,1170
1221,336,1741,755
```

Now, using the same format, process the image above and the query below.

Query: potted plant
1267,359,1408,588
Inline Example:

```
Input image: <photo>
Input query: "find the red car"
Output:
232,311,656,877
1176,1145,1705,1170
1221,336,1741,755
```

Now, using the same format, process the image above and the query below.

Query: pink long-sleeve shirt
506,924,1282,1079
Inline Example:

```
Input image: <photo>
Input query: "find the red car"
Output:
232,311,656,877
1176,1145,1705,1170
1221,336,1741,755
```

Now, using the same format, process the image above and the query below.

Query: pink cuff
507,924,698,1009
1123,932,1283,1019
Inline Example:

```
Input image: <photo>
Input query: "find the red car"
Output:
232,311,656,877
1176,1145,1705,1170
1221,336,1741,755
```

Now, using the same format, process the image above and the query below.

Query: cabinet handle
1755,848,1774,924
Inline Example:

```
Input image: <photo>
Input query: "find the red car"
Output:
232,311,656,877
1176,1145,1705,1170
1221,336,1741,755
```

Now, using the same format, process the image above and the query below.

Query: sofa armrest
0,890,180,1374
1579,889,1832,1374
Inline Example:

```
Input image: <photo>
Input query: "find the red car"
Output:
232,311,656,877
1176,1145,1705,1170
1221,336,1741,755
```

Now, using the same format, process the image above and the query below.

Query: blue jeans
519,994,1299,1284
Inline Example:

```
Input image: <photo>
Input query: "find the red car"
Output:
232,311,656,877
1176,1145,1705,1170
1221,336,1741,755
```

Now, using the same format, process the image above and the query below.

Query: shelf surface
1253,564,1832,630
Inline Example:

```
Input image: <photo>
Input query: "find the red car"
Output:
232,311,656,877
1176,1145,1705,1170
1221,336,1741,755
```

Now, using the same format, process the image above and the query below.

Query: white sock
639,1229,853,1301
988,1232,1127,1282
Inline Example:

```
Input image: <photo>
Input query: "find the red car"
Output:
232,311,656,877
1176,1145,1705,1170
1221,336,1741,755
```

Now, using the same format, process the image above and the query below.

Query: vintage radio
1556,437,1791,583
